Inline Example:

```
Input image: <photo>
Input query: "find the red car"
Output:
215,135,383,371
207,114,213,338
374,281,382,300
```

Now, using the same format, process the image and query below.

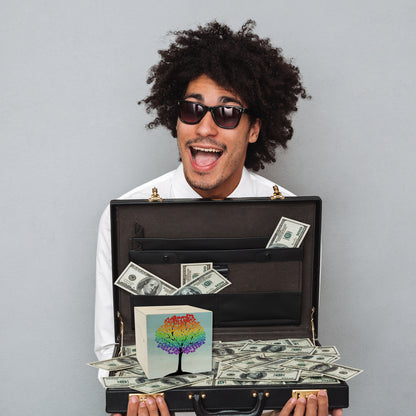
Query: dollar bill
103,375,149,388
220,339,255,346
115,369,146,377
130,374,210,394
217,369,300,382
122,345,137,355
259,339,293,346
173,269,231,295
186,374,215,387
233,354,286,371
280,358,363,381
118,365,146,376
297,374,341,384
181,262,213,286
87,354,138,371
215,354,255,372
241,343,316,355
215,379,257,386
313,346,340,356
114,262,177,295
287,338,314,347
294,355,340,364
266,217,310,248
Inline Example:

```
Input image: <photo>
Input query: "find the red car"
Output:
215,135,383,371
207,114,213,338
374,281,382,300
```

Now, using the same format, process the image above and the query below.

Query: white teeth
192,146,222,153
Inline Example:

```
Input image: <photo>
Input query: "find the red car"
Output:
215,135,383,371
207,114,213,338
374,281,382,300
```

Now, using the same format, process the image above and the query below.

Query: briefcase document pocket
132,237,269,251
130,246,303,263
131,291,302,328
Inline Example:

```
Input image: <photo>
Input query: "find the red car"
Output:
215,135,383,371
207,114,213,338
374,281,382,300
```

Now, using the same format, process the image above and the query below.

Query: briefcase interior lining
111,197,321,345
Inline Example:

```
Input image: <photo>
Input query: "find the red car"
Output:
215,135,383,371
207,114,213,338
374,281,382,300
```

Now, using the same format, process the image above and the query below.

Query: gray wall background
1,1,415,414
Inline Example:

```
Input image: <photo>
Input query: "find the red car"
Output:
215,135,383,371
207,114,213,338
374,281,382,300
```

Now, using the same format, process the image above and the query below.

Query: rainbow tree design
155,313,206,376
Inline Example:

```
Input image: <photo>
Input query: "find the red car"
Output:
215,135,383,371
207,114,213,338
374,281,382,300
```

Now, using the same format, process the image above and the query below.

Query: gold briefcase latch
270,185,285,200
148,187,163,202
292,389,326,399
129,393,165,402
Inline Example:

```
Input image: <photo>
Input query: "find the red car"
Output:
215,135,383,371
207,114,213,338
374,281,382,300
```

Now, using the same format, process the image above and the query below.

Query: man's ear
248,118,261,143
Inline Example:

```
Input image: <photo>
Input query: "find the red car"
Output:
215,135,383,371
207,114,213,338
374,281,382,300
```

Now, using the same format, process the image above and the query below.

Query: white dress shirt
94,164,294,380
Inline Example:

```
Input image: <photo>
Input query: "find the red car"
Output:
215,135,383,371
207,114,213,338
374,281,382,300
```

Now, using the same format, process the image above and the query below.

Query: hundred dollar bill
215,379,257,386
130,374,210,394
87,354,138,371
280,358,363,381
116,368,146,377
216,355,256,373
181,262,213,286
233,354,286,371
213,350,251,364
173,269,231,295
266,217,310,249
122,345,137,355
103,375,149,388
259,339,293,346
217,369,300,382
241,343,316,355
297,374,341,384
119,365,146,376
114,262,177,295
313,346,340,356
219,339,254,346
287,338,314,347
295,355,340,364
186,374,215,387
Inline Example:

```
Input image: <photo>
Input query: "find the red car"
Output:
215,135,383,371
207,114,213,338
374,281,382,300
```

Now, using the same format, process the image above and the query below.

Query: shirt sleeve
94,205,116,370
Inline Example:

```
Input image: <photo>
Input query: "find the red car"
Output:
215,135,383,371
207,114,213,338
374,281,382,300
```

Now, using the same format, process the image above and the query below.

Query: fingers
279,390,335,416
278,397,297,416
305,394,317,416
155,396,171,416
293,397,306,416
138,400,148,416
316,390,329,416
134,396,170,416
127,395,140,416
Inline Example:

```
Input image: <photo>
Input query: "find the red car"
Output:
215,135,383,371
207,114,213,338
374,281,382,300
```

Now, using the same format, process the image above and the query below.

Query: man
96,20,342,416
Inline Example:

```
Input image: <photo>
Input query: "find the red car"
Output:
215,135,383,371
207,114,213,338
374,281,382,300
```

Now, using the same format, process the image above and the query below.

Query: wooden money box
134,305,212,379
106,195,350,413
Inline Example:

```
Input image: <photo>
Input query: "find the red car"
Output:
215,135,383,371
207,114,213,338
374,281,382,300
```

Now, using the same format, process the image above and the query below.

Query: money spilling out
90,216,363,396
88,338,363,394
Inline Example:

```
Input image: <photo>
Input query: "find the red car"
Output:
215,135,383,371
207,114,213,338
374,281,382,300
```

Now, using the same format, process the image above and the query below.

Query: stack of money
114,262,231,296
88,338,362,394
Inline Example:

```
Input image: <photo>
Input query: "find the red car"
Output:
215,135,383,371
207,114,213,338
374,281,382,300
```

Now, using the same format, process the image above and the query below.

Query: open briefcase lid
110,195,322,347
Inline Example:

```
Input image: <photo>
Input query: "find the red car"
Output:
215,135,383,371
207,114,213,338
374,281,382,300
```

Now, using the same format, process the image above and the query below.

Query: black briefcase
105,192,349,414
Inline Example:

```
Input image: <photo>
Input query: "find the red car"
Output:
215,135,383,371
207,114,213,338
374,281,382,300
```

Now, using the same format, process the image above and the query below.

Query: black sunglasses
178,100,249,129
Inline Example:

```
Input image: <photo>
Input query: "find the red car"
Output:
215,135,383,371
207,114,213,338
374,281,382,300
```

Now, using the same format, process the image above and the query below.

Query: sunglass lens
213,106,240,128
180,102,205,124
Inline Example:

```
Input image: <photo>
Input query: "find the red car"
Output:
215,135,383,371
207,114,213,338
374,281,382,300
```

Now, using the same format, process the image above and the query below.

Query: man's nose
195,110,219,136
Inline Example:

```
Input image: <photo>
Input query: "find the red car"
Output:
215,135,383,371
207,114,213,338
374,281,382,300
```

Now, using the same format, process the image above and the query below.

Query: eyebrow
183,93,244,107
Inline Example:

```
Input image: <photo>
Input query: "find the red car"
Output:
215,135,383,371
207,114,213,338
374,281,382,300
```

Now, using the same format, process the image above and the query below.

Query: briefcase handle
191,391,267,416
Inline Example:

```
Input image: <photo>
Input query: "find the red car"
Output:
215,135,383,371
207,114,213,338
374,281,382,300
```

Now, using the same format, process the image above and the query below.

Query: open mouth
190,146,223,168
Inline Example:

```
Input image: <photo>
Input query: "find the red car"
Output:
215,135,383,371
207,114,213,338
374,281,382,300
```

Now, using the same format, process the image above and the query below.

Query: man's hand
278,390,343,416
111,390,343,416
111,395,171,416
